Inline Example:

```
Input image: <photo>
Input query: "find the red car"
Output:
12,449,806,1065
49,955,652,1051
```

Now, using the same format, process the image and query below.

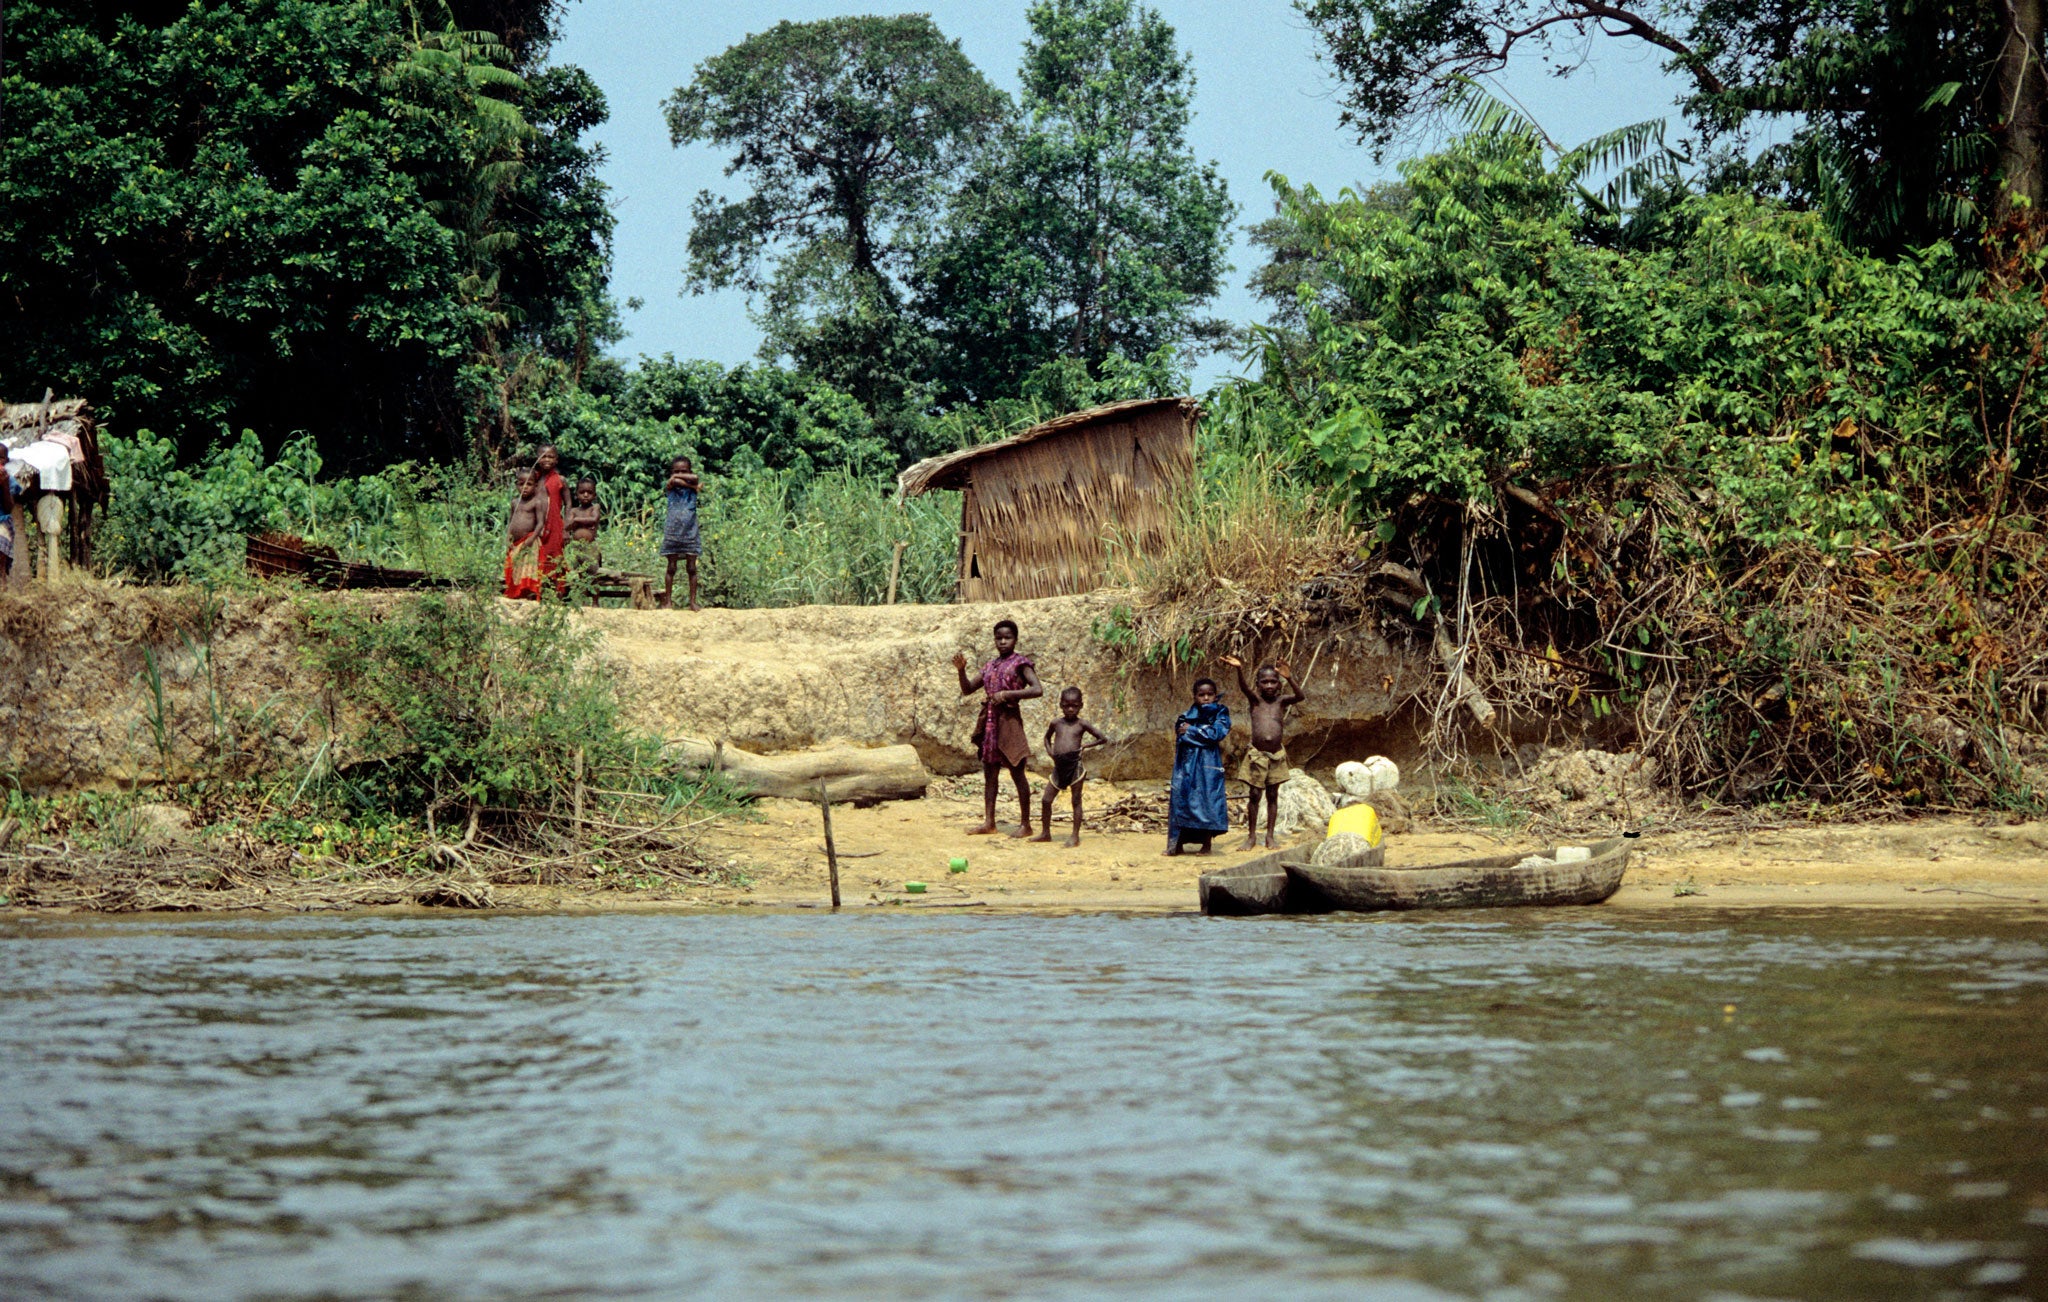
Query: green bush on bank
1243,132,2048,809
1253,135,2046,540
302,591,675,829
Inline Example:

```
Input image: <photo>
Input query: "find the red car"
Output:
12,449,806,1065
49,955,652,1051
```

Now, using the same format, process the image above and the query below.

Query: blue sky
554,1,1692,387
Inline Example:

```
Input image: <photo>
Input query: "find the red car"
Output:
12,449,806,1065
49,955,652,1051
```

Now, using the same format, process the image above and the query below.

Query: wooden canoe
1198,845,1298,917
1199,839,1361,916
1281,837,1631,913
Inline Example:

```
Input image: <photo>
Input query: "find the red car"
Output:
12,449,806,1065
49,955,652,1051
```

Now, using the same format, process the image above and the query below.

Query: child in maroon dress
952,619,1043,837
534,444,567,596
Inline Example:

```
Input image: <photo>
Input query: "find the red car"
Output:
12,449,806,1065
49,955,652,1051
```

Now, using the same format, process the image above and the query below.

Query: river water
1,908,2044,1300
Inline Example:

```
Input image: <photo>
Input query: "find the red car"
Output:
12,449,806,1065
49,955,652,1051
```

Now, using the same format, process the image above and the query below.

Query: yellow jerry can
1325,803,1383,848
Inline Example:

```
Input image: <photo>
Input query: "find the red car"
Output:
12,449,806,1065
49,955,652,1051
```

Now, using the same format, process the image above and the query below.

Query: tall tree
662,16,1006,437
1296,0,2045,249
917,0,1236,404
0,0,615,464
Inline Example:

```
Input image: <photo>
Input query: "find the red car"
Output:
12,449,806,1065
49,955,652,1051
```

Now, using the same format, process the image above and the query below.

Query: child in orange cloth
503,468,546,600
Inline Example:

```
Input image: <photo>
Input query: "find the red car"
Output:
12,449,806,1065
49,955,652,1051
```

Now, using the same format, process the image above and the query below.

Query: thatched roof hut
3,397,110,567
898,396,1198,603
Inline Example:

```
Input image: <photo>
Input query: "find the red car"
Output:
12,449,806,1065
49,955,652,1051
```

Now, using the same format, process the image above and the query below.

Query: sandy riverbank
490,779,2048,915
9,777,2044,917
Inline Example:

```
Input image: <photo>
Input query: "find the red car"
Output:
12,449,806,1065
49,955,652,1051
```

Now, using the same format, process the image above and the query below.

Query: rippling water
1,908,2045,1299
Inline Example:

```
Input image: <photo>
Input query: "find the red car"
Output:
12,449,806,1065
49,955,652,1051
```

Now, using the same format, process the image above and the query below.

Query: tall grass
1109,384,1367,655
596,465,959,607
98,431,961,607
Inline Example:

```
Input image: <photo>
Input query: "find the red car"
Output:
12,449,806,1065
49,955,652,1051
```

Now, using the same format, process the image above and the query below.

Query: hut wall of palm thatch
897,396,1198,603
2,397,110,569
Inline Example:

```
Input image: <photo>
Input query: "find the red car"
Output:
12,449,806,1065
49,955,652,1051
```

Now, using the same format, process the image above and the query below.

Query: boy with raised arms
1222,655,1306,849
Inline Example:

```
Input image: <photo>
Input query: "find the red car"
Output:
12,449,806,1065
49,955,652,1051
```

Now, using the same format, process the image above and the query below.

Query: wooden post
571,747,586,845
818,780,841,910
35,494,63,582
885,539,909,605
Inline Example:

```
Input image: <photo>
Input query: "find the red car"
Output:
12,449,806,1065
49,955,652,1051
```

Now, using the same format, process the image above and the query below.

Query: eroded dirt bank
0,586,326,792
7,585,2044,918
586,593,1427,777
2,586,1427,792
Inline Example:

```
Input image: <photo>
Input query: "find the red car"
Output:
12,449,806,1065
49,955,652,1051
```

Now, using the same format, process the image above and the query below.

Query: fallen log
671,738,929,804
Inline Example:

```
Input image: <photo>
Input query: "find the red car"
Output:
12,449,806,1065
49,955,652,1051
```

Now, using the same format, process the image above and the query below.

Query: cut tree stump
673,738,929,803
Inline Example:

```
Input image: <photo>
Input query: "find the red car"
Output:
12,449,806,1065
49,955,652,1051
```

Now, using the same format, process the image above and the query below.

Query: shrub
299,591,692,836
1241,135,2048,809
99,430,506,584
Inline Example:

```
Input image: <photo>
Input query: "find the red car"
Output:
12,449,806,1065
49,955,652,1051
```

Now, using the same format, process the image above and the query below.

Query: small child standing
659,455,702,611
564,476,605,584
1166,677,1232,855
1222,655,1306,849
502,468,545,600
1033,687,1108,846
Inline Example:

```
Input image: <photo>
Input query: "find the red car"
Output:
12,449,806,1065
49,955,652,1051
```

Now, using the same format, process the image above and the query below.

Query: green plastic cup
948,857,969,874
904,881,928,894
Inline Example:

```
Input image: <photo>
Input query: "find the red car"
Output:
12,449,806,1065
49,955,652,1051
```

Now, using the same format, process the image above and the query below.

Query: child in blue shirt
659,455,702,611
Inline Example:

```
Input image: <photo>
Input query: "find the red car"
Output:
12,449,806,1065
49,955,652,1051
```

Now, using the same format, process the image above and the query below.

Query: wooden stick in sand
817,781,841,910
572,747,586,845
885,539,909,605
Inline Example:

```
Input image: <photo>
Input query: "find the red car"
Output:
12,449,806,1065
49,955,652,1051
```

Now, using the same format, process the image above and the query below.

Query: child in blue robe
1167,677,1232,855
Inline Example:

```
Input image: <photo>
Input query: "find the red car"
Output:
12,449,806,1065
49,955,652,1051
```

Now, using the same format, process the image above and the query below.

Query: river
1,909,2043,1299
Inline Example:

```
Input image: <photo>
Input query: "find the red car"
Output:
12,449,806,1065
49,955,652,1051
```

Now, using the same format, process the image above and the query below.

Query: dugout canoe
1198,840,1348,917
1197,845,1298,917
1281,837,1631,913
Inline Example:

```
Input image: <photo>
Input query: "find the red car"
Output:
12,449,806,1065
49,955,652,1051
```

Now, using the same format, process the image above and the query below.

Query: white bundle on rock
1334,756,1400,797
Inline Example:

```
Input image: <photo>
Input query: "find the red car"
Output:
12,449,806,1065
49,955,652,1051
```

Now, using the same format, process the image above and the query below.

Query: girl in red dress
534,444,567,596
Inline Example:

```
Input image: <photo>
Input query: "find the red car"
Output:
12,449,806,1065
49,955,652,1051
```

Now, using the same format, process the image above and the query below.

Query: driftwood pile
0,805,720,914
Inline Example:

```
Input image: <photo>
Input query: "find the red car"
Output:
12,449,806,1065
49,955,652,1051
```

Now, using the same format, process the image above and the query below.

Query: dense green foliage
1240,132,2046,807
297,589,724,833
1296,0,2047,250
96,416,959,609
582,355,891,478
0,0,615,464
1252,135,2045,535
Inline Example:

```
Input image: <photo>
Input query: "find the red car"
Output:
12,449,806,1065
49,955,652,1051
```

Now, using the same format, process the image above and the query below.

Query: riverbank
15,782,2039,916
5,584,2043,917
616,781,2048,913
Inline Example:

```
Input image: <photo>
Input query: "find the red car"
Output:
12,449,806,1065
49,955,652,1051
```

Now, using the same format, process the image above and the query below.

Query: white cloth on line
14,440,72,492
